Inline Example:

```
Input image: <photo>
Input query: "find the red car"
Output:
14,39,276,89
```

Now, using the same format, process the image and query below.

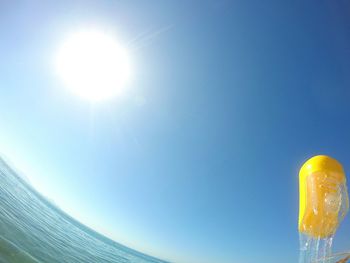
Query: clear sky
1,1,350,263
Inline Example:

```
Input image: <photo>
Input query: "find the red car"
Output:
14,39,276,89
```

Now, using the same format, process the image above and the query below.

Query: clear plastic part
299,234,333,263
313,252,350,263
299,173,349,263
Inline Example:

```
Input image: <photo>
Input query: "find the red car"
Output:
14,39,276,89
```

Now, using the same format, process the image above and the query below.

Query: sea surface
0,158,168,263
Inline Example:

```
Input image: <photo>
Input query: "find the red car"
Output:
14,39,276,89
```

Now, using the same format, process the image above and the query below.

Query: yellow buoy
299,155,349,238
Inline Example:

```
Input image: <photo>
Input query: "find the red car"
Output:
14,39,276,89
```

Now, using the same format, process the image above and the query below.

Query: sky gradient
1,1,350,262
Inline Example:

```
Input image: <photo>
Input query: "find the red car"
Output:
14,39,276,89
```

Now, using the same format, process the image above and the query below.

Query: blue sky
1,1,350,262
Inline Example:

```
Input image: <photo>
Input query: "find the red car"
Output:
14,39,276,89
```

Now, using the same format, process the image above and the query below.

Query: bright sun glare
55,30,131,102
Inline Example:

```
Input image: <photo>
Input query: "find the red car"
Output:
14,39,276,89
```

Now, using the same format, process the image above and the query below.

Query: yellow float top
299,155,347,238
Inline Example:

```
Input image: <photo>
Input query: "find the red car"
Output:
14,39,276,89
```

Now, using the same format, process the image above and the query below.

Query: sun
55,30,131,102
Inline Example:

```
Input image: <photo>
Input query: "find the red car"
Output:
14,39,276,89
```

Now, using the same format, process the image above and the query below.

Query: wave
0,157,168,263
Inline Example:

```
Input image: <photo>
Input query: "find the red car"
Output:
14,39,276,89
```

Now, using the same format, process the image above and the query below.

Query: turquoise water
0,158,168,263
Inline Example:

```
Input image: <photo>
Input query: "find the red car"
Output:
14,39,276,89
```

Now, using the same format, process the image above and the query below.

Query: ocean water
0,158,168,263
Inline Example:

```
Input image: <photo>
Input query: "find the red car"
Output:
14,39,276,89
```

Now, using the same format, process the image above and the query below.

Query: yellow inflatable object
299,155,349,238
